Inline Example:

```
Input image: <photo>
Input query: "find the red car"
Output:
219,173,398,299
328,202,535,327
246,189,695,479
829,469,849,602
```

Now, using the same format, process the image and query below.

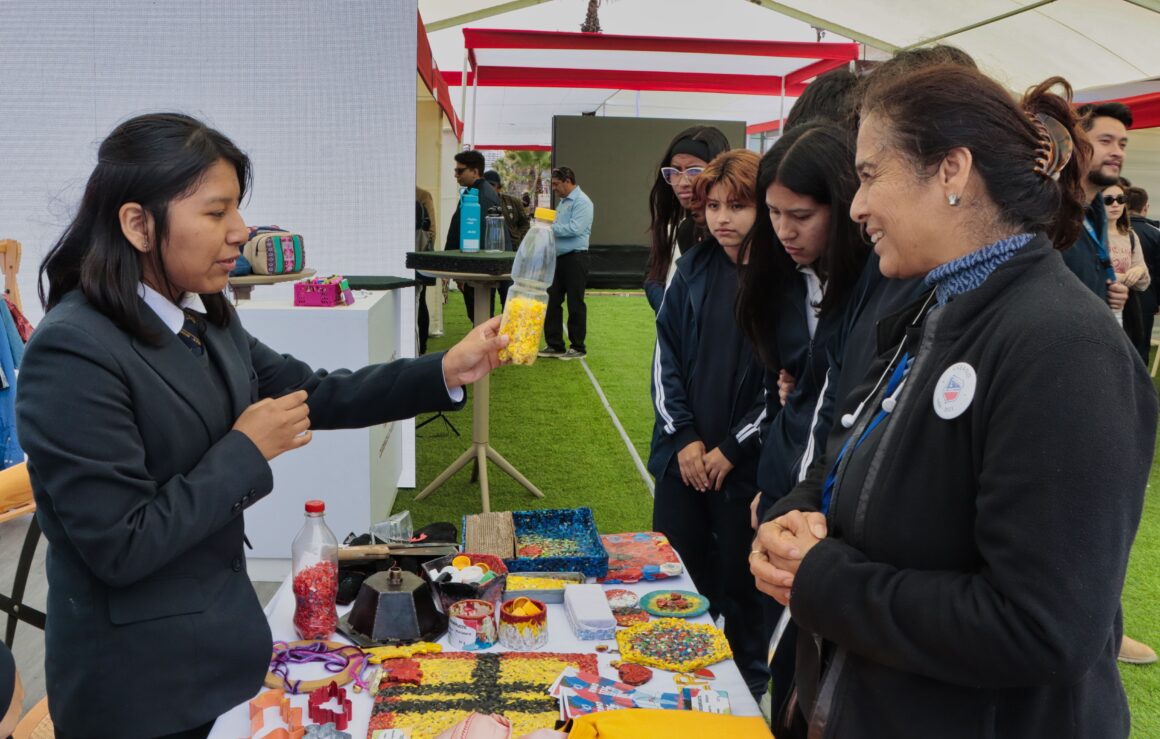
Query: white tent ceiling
424,0,1160,140
756,0,1159,91
424,0,831,147
420,0,1160,192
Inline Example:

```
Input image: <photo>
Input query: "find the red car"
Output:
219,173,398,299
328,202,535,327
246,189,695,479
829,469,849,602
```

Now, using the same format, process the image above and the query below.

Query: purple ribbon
269,641,369,694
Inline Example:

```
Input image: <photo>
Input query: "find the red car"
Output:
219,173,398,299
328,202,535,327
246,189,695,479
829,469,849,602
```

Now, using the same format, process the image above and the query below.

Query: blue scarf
925,233,1035,306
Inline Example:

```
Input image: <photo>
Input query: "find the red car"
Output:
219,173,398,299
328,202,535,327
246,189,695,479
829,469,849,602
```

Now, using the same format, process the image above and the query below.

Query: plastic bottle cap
534,207,556,222
304,500,325,513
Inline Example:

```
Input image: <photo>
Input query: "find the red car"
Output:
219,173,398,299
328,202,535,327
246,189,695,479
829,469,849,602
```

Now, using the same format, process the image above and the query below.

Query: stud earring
948,193,961,207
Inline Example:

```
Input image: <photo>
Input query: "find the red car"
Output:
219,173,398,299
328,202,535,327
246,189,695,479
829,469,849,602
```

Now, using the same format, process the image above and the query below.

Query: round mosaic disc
640,589,709,619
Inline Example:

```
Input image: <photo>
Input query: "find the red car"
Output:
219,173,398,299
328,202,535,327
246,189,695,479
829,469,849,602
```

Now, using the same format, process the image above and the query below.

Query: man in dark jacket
1061,102,1131,313
483,170,531,246
445,150,509,322
1128,185,1160,355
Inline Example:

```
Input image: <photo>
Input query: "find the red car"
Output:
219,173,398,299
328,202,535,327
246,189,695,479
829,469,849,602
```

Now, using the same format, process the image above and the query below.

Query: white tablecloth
209,567,761,737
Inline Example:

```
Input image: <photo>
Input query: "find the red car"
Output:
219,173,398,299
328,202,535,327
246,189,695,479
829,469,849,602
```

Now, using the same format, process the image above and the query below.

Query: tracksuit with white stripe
648,239,770,699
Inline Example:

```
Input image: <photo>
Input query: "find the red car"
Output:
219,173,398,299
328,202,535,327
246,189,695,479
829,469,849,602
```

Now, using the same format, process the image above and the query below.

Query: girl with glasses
644,126,730,312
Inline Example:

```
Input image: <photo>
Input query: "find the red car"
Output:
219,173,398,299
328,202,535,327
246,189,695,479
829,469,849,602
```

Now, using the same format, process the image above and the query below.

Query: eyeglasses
454,167,467,175
661,166,704,184
1104,194,1126,206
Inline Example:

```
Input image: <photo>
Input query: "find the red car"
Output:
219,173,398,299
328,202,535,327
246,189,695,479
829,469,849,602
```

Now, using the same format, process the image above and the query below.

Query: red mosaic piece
616,663,653,686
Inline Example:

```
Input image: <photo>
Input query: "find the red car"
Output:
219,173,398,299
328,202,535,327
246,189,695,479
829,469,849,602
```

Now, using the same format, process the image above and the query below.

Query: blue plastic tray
463,507,609,578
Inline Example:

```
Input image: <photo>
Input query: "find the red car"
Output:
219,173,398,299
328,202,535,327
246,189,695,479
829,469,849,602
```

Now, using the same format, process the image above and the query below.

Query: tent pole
460,51,469,145
635,91,640,117
778,75,786,143
471,66,480,147
901,0,1056,49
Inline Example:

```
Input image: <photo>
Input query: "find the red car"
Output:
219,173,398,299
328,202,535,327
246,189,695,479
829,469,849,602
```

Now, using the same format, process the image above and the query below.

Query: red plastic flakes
293,561,338,640
617,663,653,686
381,658,424,686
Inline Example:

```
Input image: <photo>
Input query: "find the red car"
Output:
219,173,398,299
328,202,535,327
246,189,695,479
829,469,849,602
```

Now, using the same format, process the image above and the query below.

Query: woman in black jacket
734,120,868,721
737,121,868,522
16,113,506,738
750,67,1156,738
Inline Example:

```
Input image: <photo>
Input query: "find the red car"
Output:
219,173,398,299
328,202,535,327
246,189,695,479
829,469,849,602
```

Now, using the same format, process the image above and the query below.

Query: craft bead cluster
515,534,582,558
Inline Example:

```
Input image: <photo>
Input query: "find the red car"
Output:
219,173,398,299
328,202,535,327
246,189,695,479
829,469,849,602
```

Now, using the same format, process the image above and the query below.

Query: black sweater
774,235,1155,738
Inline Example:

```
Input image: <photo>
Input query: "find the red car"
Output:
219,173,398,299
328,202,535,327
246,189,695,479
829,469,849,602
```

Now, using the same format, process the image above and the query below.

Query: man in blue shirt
539,166,595,359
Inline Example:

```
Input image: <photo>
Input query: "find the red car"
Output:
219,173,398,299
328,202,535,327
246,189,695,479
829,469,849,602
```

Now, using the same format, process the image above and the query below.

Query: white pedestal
235,291,407,580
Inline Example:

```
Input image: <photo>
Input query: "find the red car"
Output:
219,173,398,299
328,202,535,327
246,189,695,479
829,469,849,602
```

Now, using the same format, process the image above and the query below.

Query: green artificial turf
402,292,656,536
406,291,1160,734
1121,372,1160,737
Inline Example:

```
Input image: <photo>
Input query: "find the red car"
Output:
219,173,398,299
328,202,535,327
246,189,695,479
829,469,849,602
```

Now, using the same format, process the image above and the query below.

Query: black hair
645,125,730,286
40,112,250,342
862,67,1090,250
1127,185,1149,213
454,149,486,175
854,45,977,125
1078,101,1133,131
736,122,866,365
784,68,860,134
551,166,576,184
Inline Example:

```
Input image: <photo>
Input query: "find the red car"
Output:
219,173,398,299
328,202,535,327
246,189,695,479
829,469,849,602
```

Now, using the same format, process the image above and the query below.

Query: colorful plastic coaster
598,532,683,584
603,589,639,609
616,618,733,673
640,589,709,619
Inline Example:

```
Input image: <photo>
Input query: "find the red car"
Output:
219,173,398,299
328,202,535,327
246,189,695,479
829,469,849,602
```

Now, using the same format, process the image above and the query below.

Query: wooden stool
0,463,45,647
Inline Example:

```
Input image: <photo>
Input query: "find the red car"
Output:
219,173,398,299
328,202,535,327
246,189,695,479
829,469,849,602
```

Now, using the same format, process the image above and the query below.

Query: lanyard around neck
1084,215,1117,282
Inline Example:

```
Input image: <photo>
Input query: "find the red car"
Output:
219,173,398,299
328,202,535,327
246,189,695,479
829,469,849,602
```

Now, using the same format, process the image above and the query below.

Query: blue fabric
0,302,22,469
552,186,594,254
925,233,1035,306
1,299,23,368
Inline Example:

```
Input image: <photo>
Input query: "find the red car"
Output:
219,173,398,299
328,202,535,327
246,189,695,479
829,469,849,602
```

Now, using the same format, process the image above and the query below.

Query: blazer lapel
203,322,251,418
131,330,218,439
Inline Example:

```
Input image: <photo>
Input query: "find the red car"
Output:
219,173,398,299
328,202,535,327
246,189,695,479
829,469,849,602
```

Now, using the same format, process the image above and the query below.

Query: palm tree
580,0,601,33
496,150,552,206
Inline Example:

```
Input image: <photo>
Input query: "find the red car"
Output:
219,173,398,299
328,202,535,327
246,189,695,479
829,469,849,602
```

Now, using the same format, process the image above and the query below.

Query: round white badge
932,362,977,420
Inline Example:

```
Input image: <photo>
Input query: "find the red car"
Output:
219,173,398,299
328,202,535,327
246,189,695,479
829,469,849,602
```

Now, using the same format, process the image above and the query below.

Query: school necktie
178,309,206,356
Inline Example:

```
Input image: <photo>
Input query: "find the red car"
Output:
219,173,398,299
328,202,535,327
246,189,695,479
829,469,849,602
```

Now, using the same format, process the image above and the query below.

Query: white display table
236,291,406,580
208,563,762,737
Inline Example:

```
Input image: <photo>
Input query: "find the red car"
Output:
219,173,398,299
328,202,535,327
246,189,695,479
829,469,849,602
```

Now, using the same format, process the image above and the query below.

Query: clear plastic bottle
460,191,481,252
291,499,339,640
498,207,557,365
484,207,506,252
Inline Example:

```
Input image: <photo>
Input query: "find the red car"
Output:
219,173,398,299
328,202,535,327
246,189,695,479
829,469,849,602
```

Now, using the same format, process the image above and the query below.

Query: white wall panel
0,0,418,327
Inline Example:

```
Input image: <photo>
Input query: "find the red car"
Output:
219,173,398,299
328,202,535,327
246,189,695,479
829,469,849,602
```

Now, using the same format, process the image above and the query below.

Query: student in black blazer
14,113,508,739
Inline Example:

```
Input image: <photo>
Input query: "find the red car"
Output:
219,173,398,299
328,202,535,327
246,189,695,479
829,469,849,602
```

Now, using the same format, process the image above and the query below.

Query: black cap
483,170,501,186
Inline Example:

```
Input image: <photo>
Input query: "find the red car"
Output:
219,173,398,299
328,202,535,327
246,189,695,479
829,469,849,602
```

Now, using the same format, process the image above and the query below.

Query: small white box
563,584,616,640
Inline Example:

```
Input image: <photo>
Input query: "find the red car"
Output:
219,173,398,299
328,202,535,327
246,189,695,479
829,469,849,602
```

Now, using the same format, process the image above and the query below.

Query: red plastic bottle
291,500,339,640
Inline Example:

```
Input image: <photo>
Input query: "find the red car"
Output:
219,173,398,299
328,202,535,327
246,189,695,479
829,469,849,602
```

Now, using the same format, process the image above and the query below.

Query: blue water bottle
460,191,481,252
